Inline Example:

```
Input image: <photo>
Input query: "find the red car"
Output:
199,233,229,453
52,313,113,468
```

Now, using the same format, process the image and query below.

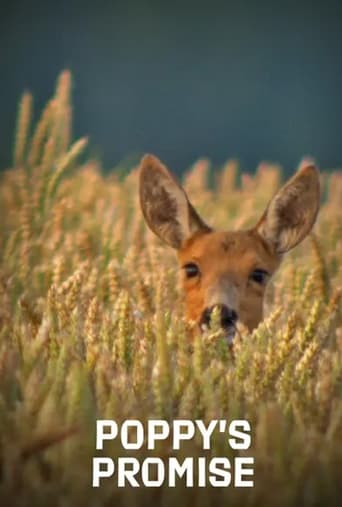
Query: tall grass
0,71,341,506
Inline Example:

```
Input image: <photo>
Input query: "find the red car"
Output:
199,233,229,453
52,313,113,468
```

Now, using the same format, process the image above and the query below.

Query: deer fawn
139,155,320,341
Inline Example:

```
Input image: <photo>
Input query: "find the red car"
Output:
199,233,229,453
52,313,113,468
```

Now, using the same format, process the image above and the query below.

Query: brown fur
139,155,211,248
178,230,280,331
139,154,320,334
256,165,320,253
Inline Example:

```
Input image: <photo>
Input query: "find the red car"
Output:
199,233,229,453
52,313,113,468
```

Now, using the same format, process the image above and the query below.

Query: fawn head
139,155,320,340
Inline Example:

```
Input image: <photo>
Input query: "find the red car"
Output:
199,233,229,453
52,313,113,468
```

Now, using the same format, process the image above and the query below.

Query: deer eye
183,263,200,278
250,269,269,284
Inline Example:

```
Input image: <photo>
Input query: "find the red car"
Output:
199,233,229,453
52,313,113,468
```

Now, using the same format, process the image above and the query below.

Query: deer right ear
139,154,211,248
256,163,320,254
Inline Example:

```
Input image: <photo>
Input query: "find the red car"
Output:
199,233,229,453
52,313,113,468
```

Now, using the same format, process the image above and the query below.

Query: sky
1,0,342,174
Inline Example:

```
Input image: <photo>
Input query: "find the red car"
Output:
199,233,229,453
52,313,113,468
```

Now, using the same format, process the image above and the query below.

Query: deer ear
256,164,320,254
139,154,211,248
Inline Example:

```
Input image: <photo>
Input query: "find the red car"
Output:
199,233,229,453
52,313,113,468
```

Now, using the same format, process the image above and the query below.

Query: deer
139,154,320,342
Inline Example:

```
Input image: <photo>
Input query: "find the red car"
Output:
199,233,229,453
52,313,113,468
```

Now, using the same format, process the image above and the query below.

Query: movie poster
0,1,341,506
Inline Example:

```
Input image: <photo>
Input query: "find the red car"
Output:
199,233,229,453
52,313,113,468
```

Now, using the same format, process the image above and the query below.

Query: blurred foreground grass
0,71,341,506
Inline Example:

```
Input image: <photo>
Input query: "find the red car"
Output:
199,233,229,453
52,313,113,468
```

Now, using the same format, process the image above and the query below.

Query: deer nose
200,304,238,330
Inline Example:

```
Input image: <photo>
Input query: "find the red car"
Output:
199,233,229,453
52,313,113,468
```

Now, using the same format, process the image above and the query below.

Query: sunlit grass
0,71,341,506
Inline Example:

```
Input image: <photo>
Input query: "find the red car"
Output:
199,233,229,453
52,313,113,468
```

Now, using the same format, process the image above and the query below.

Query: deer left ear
256,164,320,254
139,154,211,248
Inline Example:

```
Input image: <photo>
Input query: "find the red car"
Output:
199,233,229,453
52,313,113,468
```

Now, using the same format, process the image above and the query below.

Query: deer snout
199,304,238,331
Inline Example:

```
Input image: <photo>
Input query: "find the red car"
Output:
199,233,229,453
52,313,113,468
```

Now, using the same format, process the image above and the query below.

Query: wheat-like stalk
0,70,341,506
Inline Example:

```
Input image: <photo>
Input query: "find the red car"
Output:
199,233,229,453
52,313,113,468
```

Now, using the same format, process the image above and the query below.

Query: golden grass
0,71,341,506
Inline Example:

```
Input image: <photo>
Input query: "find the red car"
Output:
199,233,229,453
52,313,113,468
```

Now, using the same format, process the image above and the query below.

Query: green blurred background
1,0,342,174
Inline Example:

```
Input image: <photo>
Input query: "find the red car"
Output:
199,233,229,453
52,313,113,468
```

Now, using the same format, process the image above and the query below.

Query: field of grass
0,71,341,506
